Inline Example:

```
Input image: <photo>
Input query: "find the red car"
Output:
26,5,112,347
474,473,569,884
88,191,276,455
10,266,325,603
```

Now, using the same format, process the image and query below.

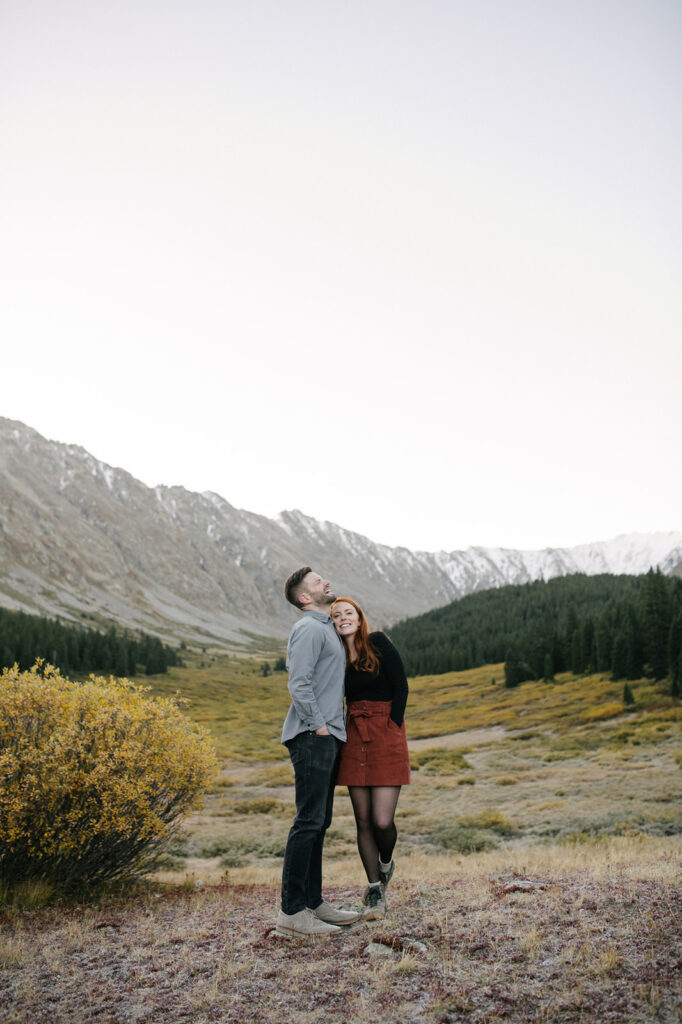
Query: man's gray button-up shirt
281,610,347,744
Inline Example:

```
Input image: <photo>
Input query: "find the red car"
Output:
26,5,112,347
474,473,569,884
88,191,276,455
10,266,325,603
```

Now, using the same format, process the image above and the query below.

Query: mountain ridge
1,416,681,646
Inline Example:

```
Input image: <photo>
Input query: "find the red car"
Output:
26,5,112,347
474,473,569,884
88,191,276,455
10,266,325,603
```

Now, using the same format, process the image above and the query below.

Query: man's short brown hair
284,566,313,609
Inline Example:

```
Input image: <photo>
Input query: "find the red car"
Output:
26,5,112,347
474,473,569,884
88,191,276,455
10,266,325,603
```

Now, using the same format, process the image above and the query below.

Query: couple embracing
276,567,410,939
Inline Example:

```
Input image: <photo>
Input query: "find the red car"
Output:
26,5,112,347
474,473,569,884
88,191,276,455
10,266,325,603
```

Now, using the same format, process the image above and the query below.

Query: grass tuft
410,748,472,774
0,879,55,909
431,826,497,853
457,809,518,835
594,945,623,975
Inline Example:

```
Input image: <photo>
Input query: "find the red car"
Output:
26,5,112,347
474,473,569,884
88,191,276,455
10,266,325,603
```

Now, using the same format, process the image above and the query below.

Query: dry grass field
1,851,680,1024
1,656,680,1022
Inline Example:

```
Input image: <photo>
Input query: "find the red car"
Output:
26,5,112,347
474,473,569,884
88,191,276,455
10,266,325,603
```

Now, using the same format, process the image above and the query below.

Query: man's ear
298,592,311,608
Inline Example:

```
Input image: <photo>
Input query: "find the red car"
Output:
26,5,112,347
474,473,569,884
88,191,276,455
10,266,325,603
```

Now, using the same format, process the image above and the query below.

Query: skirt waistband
346,700,392,716
346,701,392,743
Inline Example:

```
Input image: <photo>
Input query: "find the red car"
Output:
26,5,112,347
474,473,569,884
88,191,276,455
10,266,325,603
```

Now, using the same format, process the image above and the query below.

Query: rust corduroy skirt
336,700,411,787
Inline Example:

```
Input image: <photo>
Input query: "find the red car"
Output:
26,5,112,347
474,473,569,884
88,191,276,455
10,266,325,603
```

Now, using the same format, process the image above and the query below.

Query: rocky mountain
1,417,681,647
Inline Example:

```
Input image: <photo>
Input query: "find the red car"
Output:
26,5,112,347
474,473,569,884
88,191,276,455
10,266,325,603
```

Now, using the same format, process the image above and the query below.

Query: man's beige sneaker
362,884,386,920
275,908,343,939
309,901,363,926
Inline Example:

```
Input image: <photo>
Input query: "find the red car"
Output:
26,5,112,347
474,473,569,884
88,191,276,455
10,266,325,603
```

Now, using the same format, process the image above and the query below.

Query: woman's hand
315,725,330,736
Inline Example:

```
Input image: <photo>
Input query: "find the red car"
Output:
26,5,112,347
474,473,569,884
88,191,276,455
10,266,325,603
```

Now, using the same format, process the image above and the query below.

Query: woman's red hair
330,597,380,675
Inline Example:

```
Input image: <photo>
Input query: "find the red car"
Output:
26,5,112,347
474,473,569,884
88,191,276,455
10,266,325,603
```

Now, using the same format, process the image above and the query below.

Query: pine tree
570,630,582,675
582,619,595,673
611,630,628,681
145,639,167,675
595,609,613,672
504,647,534,688
667,612,682,687
623,682,635,706
641,569,671,679
19,621,35,670
552,626,566,674
504,650,522,688
114,637,129,677
565,602,579,658
672,649,682,699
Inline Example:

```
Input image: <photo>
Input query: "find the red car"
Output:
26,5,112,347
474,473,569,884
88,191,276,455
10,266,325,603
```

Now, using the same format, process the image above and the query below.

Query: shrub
208,773,236,791
431,826,496,854
456,809,518,835
228,798,284,815
610,729,635,745
583,702,624,721
258,836,287,857
215,835,272,867
219,851,247,868
0,663,217,891
198,838,234,858
410,748,472,775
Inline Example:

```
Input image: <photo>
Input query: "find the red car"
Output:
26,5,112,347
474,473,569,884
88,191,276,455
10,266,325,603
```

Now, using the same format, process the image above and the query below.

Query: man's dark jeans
281,731,340,915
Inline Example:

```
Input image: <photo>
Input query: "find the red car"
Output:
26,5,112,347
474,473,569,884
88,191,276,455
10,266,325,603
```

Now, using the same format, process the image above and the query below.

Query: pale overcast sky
2,1,680,552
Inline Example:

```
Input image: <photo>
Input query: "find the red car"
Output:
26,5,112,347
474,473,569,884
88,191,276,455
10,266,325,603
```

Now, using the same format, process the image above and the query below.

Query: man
276,567,362,938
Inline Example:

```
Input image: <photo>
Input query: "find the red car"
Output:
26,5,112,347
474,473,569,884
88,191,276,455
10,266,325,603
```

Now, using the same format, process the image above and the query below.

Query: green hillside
148,654,680,889
388,571,682,690
145,650,680,762
0,606,180,676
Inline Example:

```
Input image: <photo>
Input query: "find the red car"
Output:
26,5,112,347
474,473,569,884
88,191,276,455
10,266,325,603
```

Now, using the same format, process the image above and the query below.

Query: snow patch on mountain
2,416,681,644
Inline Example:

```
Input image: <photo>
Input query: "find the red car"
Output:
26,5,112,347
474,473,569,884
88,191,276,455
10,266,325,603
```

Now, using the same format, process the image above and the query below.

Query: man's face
300,572,336,608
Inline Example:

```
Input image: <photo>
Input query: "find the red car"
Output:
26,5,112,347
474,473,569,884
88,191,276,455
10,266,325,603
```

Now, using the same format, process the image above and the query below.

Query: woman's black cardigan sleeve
372,632,409,727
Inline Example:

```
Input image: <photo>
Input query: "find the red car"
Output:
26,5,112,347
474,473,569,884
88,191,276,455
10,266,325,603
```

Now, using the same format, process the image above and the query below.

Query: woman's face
331,601,360,639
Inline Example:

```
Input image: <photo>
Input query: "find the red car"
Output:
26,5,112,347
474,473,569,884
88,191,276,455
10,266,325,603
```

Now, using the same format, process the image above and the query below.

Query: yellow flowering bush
0,663,218,889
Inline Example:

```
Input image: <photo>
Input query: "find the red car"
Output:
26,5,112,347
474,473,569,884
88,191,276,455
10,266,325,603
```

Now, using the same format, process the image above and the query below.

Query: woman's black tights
348,786,401,883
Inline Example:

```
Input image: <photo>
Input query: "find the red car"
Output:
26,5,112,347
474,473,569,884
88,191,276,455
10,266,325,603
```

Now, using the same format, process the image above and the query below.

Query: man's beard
321,590,336,605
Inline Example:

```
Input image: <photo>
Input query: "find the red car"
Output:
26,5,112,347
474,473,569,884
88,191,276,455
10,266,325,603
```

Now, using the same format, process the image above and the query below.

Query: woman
330,597,410,919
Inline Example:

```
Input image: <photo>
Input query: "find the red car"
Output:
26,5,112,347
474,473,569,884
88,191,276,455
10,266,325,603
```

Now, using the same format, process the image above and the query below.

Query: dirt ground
1,862,680,1024
407,726,508,751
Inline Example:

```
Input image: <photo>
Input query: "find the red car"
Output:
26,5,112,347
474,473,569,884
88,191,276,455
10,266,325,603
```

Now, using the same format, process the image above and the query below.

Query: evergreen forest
0,607,181,677
388,571,682,692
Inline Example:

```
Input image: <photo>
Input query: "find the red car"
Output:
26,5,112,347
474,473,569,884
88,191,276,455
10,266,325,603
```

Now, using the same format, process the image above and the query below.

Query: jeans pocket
310,735,338,771
288,732,310,768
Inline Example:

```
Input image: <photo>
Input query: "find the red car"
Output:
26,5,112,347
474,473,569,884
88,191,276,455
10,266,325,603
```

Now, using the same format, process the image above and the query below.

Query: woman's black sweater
345,632,409,727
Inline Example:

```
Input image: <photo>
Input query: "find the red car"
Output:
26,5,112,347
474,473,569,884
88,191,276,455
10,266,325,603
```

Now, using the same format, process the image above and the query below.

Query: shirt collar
303,609,333,623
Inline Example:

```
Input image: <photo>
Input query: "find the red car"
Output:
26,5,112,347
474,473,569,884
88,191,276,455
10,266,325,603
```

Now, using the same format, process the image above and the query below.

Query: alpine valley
1,417,681,648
